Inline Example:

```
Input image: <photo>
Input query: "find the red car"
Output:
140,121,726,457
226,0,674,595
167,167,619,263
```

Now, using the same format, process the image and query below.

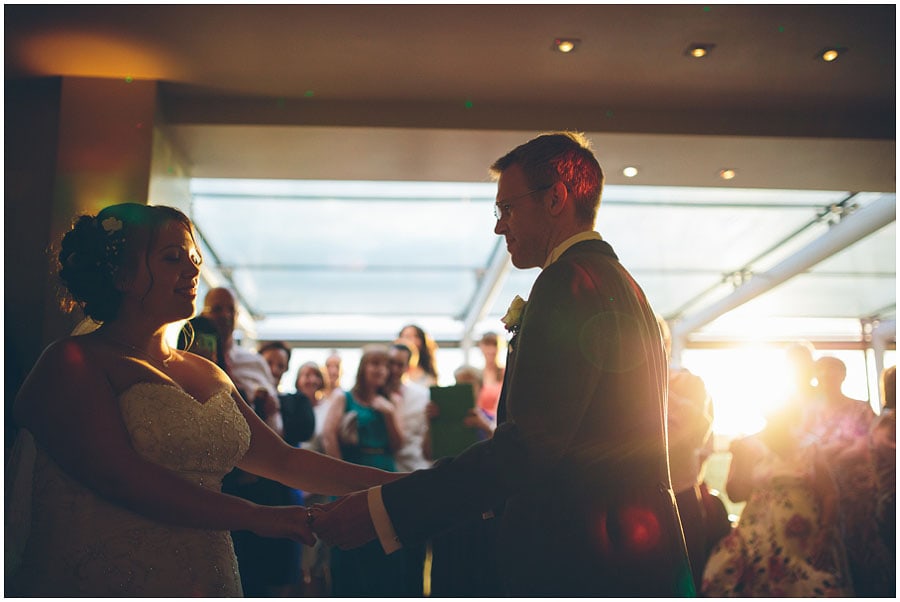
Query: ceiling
5,4,897,346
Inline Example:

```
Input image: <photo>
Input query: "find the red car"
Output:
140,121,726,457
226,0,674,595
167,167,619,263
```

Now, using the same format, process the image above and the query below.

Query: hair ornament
95,215,126,273
101,217,123,233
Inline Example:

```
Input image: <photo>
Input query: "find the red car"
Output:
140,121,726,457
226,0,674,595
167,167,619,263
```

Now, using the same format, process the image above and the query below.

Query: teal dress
332,391,408,595
339,391,396,472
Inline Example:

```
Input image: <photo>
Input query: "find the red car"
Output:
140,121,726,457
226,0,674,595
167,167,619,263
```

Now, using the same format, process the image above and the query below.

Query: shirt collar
543,230,602,268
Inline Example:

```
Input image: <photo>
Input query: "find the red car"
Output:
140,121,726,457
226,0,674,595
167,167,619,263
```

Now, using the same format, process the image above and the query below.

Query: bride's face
121,220,201,324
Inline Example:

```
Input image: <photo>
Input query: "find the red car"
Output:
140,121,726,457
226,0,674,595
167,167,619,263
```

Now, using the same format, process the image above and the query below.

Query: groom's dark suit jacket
382,239,693,596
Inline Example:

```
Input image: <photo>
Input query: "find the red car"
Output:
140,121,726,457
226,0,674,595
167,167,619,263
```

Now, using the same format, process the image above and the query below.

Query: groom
311,132,694,596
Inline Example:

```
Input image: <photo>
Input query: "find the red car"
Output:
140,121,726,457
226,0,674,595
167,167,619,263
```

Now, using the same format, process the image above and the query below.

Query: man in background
385,341,431,595
202,287,281,434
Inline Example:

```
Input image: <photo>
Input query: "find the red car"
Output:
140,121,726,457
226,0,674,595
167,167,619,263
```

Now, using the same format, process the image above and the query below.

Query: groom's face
494,163,551,269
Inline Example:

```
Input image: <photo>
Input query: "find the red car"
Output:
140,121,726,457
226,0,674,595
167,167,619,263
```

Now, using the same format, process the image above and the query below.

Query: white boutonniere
501,295,527,334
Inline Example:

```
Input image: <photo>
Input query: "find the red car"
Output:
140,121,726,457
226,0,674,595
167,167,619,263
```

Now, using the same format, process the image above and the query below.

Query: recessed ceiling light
553,38,580,53
719,168,737,180
623,166,639,178
685,43,715,58
818,47,847,62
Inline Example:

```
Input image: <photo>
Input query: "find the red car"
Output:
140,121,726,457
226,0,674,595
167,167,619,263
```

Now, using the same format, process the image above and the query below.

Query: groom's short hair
489,131,604,226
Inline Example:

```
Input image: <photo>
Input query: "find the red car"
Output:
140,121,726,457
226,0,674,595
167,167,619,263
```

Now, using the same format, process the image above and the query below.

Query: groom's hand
309,490,377,550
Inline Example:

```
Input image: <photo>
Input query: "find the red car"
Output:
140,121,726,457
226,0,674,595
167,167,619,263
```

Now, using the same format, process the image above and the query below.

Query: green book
429,383,480,459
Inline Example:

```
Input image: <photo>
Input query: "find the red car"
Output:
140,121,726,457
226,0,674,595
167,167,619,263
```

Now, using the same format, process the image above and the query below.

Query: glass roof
189,179,895,345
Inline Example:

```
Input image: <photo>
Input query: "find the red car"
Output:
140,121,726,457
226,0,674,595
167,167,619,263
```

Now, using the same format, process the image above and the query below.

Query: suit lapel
494,238,619,427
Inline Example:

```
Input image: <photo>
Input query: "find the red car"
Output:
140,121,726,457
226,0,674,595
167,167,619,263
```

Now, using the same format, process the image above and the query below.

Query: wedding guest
203,287,282,434
323,350,344,398
298,362,332,451
264,344,316,450
388,341,432,473
701,399,851,596
203,294,289,596
475,332,504,420
428,364,501,597
177,314,225,369
293,360,335,597
311,132,694,595
259,340,291,390
784,341,818,423
320,345,407,596
454,364,496,439
226,341,316,597
6,203,399,596
810,356,875,450
809,356,891,596
386,341,432,596
657,316,719,592
422,365,494,462
872,365,895,568
399,324,439,386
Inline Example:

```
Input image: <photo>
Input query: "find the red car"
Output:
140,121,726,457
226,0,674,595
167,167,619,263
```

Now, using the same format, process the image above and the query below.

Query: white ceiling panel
190,178,895,343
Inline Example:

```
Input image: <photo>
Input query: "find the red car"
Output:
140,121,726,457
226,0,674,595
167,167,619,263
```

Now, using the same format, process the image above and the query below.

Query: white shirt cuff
367,486,403,554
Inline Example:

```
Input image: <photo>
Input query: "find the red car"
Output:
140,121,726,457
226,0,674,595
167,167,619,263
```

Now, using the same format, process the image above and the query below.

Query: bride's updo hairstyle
58,203,195,323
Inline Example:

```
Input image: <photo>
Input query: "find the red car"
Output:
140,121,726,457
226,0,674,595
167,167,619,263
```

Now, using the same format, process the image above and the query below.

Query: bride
7,203,400,596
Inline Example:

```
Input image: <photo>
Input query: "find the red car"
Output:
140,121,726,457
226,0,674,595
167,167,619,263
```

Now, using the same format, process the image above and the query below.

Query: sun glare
682,345,794,438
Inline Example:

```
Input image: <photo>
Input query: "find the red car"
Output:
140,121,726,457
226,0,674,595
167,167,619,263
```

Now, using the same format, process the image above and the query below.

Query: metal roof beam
459,239,511,362
672,194,896,341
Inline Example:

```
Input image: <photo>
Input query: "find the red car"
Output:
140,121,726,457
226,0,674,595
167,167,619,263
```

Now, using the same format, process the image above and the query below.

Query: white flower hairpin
101,217,123,233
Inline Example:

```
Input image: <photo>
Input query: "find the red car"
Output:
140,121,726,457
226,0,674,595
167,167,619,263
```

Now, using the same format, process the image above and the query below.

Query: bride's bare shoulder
31,335,101,372
15,335,117,426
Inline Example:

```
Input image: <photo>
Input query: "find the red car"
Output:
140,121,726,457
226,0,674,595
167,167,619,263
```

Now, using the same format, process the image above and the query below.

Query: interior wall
5,78,64,444
5,76,161,442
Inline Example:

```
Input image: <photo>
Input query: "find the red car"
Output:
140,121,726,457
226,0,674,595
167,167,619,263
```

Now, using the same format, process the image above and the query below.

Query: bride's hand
250,505,316,545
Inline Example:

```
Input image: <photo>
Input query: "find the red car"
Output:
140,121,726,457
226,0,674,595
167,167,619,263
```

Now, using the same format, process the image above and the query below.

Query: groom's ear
547,181,569,216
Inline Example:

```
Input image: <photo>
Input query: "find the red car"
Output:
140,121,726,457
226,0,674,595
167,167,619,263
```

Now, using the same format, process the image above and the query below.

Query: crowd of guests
180,287,505,596
701,342,895,597
183,293,895,598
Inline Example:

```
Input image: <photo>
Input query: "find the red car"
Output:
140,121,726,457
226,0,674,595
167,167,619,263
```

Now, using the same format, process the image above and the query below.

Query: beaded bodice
10,384,250,596
119,383,251,489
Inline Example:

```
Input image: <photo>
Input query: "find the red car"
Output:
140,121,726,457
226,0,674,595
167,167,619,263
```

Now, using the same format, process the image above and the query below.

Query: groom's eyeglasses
493,185,553,221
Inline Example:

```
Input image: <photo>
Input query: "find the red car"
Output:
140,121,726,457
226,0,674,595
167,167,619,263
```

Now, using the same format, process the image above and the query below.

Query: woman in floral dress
807,357,893,596
701,403,852,597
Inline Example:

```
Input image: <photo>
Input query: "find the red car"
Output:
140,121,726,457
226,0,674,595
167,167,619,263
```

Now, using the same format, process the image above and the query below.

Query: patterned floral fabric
9,383,250,596
701,437,851,597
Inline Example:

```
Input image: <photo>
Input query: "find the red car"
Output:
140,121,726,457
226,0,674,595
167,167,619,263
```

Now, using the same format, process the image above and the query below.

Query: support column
6,76,160,409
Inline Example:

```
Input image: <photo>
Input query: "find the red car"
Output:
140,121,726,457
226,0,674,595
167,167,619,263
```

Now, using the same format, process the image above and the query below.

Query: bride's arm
14,338,313,543
235,390,404,495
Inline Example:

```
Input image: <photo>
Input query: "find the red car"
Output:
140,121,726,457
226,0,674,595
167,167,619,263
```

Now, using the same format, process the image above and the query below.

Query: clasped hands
303,489,379,550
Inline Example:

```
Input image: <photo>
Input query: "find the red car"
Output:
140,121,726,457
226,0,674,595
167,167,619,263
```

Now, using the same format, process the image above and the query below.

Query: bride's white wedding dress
8,383,250,596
